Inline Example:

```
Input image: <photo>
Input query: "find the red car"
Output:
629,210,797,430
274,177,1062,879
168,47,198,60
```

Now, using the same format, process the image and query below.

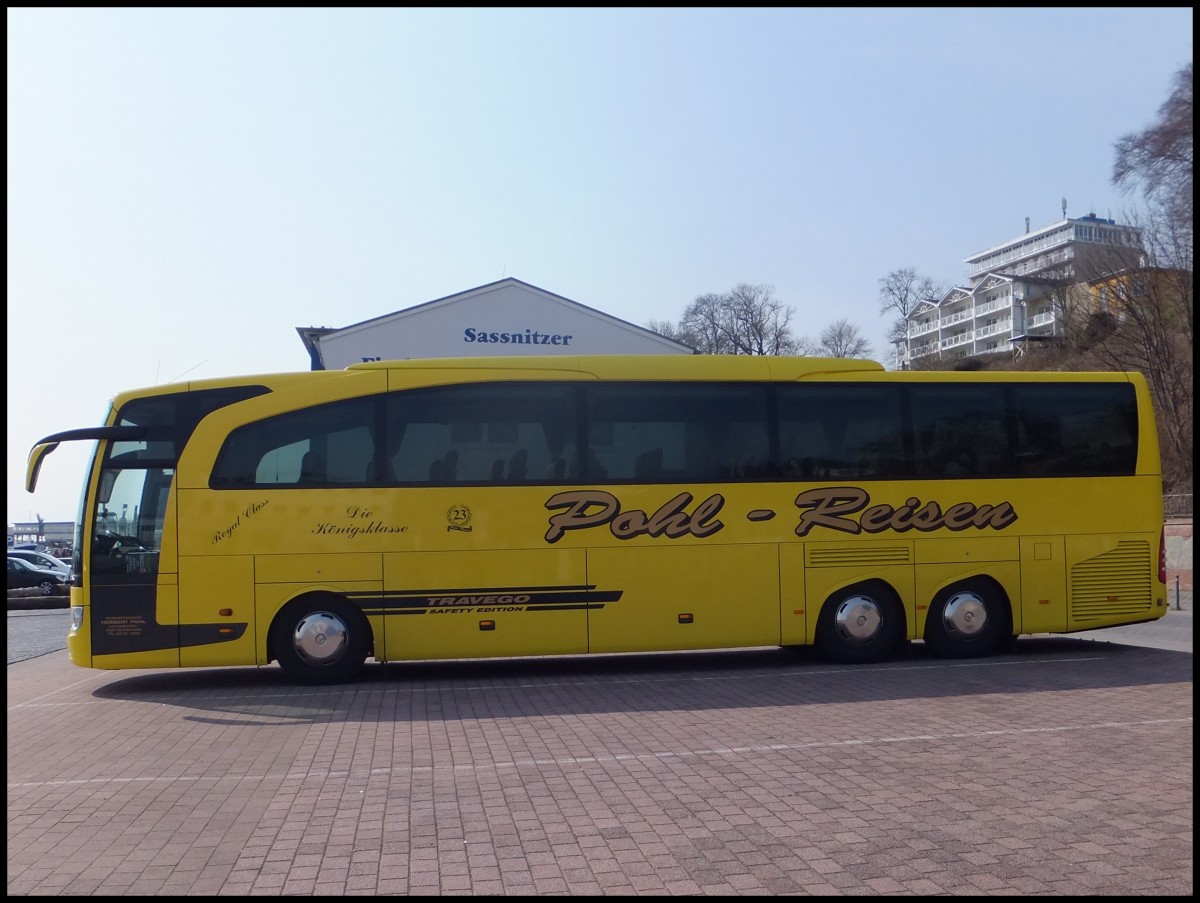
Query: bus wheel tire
271,596,369,685
815,582,902,665
923,580,1006,659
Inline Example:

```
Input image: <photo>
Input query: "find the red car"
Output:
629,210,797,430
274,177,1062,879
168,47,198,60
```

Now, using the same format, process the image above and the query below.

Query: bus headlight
70,606,84,632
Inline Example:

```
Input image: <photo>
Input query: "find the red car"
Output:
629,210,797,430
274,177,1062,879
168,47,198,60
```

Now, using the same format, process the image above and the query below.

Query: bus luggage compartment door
179,555,257,668
382,548,588,661
1020,535,1067,634
586,544,779,654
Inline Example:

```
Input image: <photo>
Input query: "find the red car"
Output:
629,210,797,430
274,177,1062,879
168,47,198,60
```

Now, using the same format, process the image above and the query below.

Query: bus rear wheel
271,596,370,685
815,582,902,664
923,579,1007,659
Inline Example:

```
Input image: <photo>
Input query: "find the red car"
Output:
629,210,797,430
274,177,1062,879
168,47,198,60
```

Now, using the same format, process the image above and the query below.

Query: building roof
296,278,694,369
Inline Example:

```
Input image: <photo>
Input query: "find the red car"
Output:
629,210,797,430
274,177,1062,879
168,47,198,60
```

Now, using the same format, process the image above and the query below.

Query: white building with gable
297,278,693,370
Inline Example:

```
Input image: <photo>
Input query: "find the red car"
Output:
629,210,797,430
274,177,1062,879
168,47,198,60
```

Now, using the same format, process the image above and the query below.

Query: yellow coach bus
27,355,1168,684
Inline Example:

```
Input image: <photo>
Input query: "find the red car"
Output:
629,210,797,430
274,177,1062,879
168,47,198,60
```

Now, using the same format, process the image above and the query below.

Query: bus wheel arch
814,579,905,664
922,576,1011,659
269,592,373,685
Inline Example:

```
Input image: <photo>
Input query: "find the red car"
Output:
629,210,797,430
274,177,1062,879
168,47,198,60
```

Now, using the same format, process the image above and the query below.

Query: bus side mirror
97,470,116,505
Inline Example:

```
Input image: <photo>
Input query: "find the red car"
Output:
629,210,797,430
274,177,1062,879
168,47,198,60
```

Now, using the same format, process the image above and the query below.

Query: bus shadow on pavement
86,638,1193,726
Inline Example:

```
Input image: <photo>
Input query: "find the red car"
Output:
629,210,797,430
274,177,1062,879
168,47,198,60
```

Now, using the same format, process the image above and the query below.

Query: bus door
87,462,181,669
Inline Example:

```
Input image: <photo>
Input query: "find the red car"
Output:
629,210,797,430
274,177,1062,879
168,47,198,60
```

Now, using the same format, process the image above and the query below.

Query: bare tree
878,267,947,366
655,284,882,358
816,319,873,359
1087,209,1193,492
1113,61,1193,237
724,284,801,355
679,293,735,354
1106,62,1194,493
675,284,802,355
1019,267,1093,353
878,267,946,320
644,319,696,349
792,334,820,356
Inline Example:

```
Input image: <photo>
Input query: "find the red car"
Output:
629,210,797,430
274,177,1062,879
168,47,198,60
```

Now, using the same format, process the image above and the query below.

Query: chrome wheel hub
942,591,987,638
834,594,883,644
292,612,349,665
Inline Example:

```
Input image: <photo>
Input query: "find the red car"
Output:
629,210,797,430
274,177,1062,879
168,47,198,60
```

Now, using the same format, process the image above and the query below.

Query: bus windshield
90,466,170,581
78,387,271,585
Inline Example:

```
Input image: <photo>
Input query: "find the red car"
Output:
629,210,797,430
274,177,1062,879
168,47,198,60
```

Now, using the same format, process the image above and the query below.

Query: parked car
7,557,69,596
7,549,71,577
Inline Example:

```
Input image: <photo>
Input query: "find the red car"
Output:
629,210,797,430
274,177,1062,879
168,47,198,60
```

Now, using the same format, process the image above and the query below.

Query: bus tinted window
209,378,1142,489
778,384,907,480
1012,383,1137,476
908,384,1012,477
212,397,376,487
383,383,577,484
112,386,269,465
584,383,771,482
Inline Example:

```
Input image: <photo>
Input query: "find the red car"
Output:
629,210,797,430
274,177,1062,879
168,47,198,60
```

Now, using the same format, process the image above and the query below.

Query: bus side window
507,448,528,482
429,450,458,483
1016,415,1064,475
585,383,768,484
298,451,324,484
385,382,577,485
940,441,977,476
778,383,904,481
573,450,608,481
635,448,664,481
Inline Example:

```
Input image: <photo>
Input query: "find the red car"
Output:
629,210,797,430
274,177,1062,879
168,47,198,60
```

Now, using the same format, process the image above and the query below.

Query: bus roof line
346,355,884,377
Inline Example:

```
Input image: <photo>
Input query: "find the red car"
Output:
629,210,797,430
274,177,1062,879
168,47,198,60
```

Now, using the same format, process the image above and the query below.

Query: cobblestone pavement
6,607,72,664
7,615,1193,896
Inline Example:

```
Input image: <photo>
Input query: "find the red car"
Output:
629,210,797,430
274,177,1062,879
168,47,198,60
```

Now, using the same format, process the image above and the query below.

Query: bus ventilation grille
806,545,911,568
1069,540,1153,623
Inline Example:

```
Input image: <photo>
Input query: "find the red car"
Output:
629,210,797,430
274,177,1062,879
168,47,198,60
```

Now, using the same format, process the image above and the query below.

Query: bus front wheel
815,582,902,664
923,579,1007,659
271,596,370,685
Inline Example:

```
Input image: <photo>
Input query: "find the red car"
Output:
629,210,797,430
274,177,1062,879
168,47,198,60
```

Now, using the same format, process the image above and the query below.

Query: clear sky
7,7,1194,525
